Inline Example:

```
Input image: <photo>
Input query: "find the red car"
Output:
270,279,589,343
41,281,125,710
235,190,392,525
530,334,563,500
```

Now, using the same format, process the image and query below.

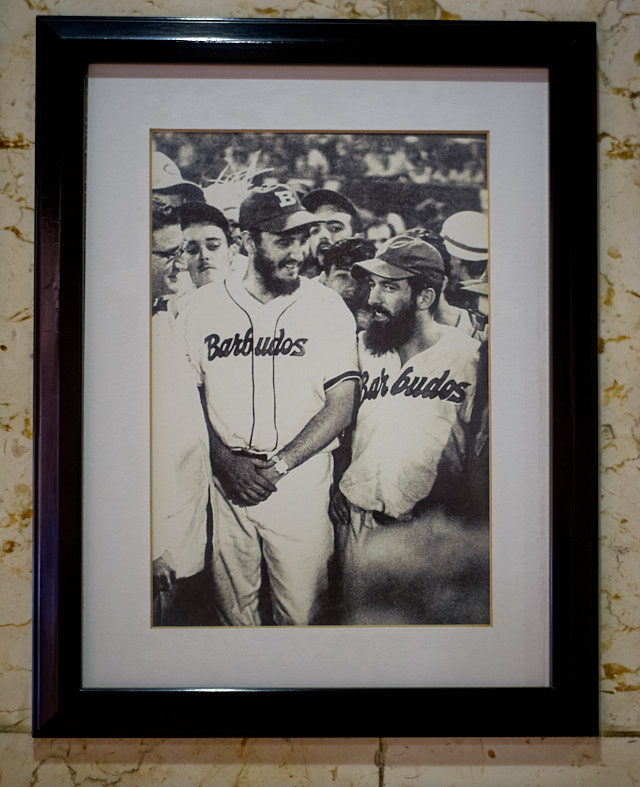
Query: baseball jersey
183,273,359,454
340,326,480,519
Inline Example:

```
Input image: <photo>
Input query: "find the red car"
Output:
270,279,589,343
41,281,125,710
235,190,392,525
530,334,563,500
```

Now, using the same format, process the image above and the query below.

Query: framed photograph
34,17,598,737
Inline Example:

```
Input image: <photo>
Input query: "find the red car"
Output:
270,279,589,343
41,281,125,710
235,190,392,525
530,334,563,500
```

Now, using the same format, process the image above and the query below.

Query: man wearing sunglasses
150,209,190,313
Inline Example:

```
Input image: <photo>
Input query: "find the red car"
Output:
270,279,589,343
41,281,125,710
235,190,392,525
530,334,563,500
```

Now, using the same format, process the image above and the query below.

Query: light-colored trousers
211,452,334,626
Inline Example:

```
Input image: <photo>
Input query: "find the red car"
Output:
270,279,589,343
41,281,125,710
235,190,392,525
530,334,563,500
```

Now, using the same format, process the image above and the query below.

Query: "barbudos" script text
361,366,471,403
204,328,308,360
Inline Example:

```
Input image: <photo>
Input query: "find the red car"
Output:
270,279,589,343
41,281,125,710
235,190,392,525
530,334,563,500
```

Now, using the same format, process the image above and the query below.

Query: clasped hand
215,450,281,506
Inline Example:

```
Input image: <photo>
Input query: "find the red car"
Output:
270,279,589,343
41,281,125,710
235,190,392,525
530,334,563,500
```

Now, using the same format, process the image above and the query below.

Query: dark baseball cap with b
353,235,445,280
239,184,317,233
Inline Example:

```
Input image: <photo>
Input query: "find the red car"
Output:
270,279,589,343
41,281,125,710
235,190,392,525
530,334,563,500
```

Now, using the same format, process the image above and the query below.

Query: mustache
368,304,392,318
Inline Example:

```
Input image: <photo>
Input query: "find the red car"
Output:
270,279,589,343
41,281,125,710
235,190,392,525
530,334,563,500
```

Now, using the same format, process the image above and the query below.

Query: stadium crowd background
152,131,487,232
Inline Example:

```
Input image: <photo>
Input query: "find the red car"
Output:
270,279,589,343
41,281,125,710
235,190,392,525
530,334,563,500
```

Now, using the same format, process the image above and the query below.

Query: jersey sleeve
319,289,360,393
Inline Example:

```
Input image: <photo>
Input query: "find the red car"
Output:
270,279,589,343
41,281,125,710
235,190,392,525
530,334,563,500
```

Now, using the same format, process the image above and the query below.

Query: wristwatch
273,456,290,476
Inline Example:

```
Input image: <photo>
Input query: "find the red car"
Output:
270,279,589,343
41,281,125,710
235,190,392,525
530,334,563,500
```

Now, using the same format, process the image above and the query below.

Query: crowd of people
150,146,490,628
153,131,487,195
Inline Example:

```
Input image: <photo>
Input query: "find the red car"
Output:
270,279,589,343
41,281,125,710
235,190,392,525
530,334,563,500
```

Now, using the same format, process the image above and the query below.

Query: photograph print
150,129,490,628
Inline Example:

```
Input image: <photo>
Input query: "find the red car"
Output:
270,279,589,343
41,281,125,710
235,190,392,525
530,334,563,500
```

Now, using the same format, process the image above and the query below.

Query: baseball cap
353,235,445,280
440,211,488,262
302,189,362,232
302,188,359,216
179,201,230,236
152,152,204,201
239,184,317,233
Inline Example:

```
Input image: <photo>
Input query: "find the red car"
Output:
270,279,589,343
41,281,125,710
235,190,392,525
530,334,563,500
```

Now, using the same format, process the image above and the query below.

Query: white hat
152,152,203,201
441,211,488,262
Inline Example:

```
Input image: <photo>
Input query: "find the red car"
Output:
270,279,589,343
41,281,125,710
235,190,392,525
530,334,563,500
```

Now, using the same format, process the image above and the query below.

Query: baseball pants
211,452,334,626
337,503,491,626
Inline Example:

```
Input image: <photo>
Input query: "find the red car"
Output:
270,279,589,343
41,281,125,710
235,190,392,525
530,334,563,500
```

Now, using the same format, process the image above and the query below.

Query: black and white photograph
33,18,597,736
150,130,490,628
79,52,552,693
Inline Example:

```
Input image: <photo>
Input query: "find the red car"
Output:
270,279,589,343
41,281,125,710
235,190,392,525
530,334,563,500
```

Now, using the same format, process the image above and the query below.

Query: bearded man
300,188,362,278
183,184,359,626
332,235,490,626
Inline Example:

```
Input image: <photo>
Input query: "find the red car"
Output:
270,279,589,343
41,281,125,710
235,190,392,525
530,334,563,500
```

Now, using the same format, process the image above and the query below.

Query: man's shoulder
298,277,356,317
183,279,233,313
179,281,243,344
406,326,480,382
437,324,481,357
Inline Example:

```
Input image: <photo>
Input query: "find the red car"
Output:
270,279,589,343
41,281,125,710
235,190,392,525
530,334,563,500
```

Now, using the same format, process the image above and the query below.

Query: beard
312,240,331,265
363,297,418,356
253,246,301,296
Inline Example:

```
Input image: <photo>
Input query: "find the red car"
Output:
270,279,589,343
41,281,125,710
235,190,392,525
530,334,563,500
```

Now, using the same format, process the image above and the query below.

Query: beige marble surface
1,0,639,782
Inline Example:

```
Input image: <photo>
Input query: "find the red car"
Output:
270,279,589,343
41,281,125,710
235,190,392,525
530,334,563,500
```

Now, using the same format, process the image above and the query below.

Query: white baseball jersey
340,326,480,519
183,273,359,454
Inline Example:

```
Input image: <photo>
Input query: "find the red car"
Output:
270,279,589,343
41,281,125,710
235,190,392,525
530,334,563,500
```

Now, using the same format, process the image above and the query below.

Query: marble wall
1,0,639,783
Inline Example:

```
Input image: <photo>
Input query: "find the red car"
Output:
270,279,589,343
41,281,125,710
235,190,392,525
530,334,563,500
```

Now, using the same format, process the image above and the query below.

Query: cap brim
154,182,204,202
460,279,489,295
302,189,358,217
353,257,413,279
260,209,319,233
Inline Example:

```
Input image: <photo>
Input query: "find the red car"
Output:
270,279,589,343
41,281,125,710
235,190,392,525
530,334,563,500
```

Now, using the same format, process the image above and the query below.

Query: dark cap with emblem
353,234,445,280
239,184,317,233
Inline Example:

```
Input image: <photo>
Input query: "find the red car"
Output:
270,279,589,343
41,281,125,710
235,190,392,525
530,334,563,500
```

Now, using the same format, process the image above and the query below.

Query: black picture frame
33,16,598,737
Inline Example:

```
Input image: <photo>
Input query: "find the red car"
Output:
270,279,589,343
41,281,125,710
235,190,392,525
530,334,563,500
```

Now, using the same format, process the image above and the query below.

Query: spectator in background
301,188,363,278
151,208,214,626
152,151,205,214
365,217,395,253
150,207,194,317
202,157,272,246
385,212,407,238
179,202,237,288
458,272,490,518
318,238,376,332
439,211,488,308
362,137,414,179
406,227,475,335
460,271,489,343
